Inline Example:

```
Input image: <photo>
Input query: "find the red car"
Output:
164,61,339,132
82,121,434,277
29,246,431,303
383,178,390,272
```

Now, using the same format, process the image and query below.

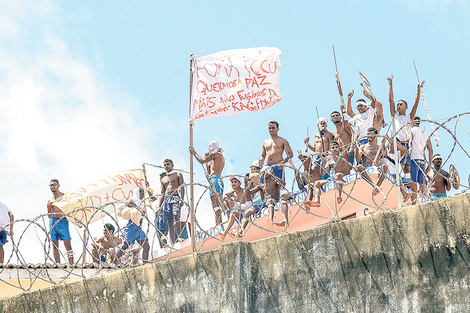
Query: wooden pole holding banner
189,55,196,253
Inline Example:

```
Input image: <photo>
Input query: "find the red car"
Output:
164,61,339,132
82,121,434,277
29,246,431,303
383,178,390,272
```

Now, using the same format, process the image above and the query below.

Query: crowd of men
0,77,456,266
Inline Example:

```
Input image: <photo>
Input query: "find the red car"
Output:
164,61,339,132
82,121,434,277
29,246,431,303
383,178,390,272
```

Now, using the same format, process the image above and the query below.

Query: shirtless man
388,75,425,175
427,154,451,200
347,90,384,145
355,128,388,196
47,179,74,264
330,110,355,166
259,121,294,182
220,176,252,239
323,139,351,204
157,159,184,244
91,223,122,263
115,187,150,264
189,141,226,226
304,117,334,180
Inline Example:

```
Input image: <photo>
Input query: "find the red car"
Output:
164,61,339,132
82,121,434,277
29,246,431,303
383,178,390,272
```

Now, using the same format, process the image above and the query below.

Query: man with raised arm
426,154,451,200
304,117,334,180
157,159,184,244
115,187,150,264
347,90,384,145
387,75,425,175
189,141,226,226
259,121,294,182
47,179,74,264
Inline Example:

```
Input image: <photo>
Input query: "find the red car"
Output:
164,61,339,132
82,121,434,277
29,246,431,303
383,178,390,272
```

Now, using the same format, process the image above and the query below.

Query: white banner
52,169,145,225
190,47,282,121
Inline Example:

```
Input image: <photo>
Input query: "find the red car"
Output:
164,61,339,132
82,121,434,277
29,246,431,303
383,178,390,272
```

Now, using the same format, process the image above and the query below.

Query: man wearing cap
189,141,226,226
410,116,433,198
219,176,252,239
347,89,384,146
259,121,294,183
387,75,425,175
304,117,334,180
427,154,451,200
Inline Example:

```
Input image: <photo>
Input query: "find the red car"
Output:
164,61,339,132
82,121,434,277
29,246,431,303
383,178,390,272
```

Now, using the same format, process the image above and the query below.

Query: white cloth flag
190,47,282,121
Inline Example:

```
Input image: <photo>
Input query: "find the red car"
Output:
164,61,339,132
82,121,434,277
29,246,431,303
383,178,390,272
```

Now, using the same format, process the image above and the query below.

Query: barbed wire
1,112,469,293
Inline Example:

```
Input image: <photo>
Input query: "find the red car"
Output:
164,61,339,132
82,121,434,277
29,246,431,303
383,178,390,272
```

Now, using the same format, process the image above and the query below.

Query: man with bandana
189,141,226,226
347,90,384,145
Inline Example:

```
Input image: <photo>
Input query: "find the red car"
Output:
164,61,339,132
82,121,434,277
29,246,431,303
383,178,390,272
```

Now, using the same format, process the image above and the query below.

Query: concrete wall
2,193,470,312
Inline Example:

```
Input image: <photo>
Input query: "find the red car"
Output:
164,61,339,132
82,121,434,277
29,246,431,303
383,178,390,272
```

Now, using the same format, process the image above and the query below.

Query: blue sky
0,0,469,263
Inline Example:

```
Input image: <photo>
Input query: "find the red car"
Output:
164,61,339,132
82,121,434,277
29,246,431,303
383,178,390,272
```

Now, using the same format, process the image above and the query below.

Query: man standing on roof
157,159,184,244
387,75,425,175
410,116,433,198
47,179,74,264
427,154,451,200
189,141,226,226
259,121,294,183
0,201,14,264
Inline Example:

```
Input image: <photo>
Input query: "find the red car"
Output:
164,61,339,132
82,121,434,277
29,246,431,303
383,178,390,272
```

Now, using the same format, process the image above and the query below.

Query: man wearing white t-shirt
410,116,433,195
347,89,383,146
0,201,14,264
387,74,425,175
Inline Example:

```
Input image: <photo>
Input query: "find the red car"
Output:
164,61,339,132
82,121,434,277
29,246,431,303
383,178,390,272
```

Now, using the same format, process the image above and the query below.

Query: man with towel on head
115,187,150,264
189,141,226,226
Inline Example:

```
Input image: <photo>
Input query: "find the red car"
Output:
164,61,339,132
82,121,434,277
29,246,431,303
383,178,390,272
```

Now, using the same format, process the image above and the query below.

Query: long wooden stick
189,55,196,253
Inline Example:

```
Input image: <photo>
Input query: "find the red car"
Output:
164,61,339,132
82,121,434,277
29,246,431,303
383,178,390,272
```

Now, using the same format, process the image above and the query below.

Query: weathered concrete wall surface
2,193,470,312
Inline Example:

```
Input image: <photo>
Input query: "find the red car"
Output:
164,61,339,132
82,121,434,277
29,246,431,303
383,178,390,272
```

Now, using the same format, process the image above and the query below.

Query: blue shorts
430,193,446,200
156,211,168,232
260,165,285,183
163,195,180,220
50,217,71,242
0,230,8,247
410,159,426,184
209,175,224,197
100,255,107,263
252,199,278,212
399,142,411,166
124,220,146,244
359,138,368,146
